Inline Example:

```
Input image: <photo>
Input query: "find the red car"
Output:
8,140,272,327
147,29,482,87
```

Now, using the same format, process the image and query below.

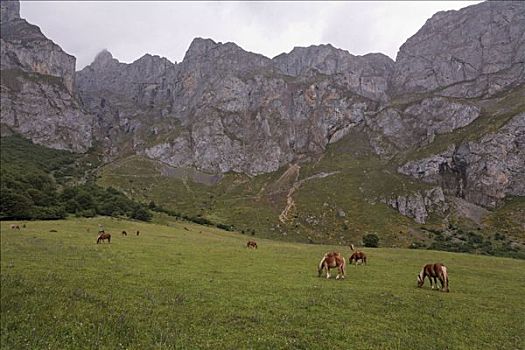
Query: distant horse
247,240,257,249
122,230,128,236
136,230,140,236
97,232,111,244
417,263,449,292
349,251,367,266
10,224,20,230
318,251,346,279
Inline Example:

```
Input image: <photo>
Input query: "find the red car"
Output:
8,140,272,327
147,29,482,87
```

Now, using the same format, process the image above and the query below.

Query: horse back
424,263,445,278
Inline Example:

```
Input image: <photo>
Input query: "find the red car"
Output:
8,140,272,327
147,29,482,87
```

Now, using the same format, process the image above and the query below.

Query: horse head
417,271,424,287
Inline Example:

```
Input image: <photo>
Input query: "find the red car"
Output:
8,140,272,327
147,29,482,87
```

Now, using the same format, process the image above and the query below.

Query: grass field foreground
1,218,524,349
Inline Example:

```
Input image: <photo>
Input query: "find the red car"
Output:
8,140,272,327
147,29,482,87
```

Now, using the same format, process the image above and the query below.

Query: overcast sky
20,1,482,71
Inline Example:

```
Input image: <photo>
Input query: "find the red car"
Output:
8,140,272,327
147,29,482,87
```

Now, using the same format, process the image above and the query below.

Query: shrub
131,207,152,222
363,233,379,247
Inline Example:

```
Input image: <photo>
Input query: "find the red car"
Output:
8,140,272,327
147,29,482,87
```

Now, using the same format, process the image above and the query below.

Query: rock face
399,114,525,209
0,0,19,23
383,187,448,224
77,38,389,174
392,1,525,98
0,0,93,151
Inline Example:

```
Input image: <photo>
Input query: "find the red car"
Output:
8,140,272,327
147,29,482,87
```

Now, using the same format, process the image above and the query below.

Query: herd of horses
10,223,449,292
246,240,450,292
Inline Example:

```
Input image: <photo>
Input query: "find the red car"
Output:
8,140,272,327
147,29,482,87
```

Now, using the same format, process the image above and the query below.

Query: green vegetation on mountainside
98,129,434,246
98,119,524,256
0,136,152,221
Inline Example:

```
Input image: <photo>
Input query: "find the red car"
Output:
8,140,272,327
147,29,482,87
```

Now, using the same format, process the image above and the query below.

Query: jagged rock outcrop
0,0,93,151
273,44,394,102
392,1,525,98
77,38,387,174
399,114,525,208
382,187,448,224
365,97,481,157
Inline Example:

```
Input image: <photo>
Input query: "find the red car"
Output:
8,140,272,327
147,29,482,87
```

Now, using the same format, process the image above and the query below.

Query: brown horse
247,240,257,249
97,232,111,244
318,251,346,279
417,263,449,292
121,230,127,236
349,251,367,266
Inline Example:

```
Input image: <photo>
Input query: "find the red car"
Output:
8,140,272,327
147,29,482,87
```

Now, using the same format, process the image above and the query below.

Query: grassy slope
96,131,436,246
1,218,524,349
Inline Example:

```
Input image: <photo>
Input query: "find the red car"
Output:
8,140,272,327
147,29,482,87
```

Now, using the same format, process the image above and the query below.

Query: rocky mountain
0,0,93,151
391,1,525,98
1,0,524,239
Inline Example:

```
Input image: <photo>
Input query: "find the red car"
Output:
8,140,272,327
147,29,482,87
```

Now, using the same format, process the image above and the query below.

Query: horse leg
326,267,331,279
439,275,446,290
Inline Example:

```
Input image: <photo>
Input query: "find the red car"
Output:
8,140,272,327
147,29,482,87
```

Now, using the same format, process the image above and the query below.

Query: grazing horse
417,263,449,292
97,232,111,244
318,252,346,279
121,230,128,236
10,224,20,230
349,251,367,266
246,240,257,249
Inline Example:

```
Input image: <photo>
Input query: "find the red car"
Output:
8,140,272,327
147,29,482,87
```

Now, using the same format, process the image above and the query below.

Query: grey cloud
19,1,481,70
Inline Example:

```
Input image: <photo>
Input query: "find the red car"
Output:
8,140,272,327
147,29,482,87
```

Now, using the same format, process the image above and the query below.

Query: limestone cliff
0,0,93,152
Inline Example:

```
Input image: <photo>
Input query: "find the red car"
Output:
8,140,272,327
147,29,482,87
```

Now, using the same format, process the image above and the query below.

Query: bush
363,233,379,247
216,223,233,231
131,207,152,222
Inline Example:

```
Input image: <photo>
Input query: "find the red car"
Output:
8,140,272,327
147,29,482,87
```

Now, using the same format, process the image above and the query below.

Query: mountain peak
90,49,119,69
184,37,218,59
94,49,113,61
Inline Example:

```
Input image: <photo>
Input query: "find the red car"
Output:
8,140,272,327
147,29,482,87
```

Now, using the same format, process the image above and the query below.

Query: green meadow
1,218,524,349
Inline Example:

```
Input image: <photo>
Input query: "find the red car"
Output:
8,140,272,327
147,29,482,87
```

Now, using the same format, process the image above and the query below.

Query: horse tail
442,265,449,292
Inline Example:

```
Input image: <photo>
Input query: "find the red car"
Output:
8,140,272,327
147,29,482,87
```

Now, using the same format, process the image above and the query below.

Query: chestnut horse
97,232,111,244
318,252,346,279
349,251,367,266
417,263,449,292
247,240,257,249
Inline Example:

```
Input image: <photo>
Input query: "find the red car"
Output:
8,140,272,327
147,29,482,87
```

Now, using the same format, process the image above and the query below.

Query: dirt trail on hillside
278,166,340,223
